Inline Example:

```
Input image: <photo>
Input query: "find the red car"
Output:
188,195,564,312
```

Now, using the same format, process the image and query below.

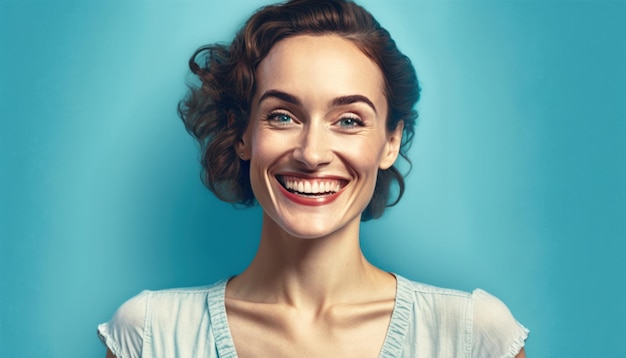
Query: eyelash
266,111,295,126
336,116,365,129
265,111,365,130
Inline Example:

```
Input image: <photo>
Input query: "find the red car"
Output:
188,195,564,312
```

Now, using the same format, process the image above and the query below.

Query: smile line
276,175,347,196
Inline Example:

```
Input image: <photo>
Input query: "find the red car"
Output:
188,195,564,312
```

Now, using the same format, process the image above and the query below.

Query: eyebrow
258,90,377,114
331,95,377,114
258,90,301,106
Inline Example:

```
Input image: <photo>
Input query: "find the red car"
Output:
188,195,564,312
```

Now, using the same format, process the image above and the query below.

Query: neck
227,211,392,309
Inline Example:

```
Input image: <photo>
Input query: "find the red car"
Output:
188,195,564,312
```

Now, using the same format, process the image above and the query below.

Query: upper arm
471,289,529,358
98,291,149,358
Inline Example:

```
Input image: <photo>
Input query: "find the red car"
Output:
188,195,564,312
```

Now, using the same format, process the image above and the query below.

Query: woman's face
239,34,403,239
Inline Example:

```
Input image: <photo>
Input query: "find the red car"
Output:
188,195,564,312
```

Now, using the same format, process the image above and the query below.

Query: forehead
254,35,386,105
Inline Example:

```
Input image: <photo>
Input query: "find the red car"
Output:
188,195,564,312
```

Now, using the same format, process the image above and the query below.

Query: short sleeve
98,291,150,358
471,289,529,358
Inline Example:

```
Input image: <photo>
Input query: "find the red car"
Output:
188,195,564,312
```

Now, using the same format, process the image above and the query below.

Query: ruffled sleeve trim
97,290,150,358
471,289,529,358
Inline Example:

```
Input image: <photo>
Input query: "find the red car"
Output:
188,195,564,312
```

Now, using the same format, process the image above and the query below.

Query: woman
98,0,529,357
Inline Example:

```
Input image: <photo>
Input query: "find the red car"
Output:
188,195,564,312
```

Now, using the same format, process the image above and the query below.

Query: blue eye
337,117,363,128
276,114,292,122
267,112,294,126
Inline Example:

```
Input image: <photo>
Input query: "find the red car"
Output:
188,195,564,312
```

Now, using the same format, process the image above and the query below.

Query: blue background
1,0,624,356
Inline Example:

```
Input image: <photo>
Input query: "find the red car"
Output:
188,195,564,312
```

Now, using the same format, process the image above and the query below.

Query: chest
225,301,394,358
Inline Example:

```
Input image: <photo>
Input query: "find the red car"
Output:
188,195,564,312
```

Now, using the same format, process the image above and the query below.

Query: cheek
338,137,386,172
250,130,281,160
248,130,291,179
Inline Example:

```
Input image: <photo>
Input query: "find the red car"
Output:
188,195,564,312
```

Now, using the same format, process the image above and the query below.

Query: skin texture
239,34,400,240
106,34,527,358
229,34,401,357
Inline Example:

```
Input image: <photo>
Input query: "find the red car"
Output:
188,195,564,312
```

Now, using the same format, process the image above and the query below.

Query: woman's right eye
267,112,294,126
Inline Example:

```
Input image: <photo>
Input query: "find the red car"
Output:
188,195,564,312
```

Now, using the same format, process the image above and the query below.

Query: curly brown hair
178,0,420,221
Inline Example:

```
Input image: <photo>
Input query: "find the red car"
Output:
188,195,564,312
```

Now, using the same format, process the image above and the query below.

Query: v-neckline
207,274,413,358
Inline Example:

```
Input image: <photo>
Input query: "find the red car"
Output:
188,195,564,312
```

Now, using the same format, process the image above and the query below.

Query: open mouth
276,175,347,197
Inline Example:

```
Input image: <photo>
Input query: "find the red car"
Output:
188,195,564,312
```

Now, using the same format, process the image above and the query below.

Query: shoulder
401,277,474,332
398,276,528,357
470,289,529,358
98,290,150,358
97,284,220,358
147,285,215,317
402,276,473,312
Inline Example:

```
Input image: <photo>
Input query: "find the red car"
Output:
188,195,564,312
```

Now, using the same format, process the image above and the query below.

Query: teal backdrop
1,0,624,356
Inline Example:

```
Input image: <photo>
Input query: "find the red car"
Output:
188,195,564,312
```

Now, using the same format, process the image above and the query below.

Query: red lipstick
276,176,345,206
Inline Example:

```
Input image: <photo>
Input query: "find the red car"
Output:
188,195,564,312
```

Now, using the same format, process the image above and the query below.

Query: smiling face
238,35,403,239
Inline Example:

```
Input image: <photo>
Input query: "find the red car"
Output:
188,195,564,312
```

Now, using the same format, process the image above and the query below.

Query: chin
281,228,340,240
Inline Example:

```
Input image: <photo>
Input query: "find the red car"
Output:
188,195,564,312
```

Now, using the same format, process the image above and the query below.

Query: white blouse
98,275,529,357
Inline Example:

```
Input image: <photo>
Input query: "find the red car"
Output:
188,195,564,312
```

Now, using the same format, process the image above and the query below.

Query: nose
292,122,333,170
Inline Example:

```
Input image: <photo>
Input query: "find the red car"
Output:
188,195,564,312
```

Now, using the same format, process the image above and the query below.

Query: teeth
280,176,343,195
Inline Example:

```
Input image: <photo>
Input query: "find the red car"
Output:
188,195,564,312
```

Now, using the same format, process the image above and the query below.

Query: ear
379,121,404,170
235,132,251,161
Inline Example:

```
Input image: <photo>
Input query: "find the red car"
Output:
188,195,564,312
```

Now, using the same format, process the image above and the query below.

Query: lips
276,174,348,206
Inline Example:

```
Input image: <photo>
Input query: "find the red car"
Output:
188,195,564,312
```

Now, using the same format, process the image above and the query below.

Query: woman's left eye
337,117,364,128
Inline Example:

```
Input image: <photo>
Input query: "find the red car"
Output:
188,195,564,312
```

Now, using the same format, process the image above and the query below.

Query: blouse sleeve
471,289,529,358
98,291,150,358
